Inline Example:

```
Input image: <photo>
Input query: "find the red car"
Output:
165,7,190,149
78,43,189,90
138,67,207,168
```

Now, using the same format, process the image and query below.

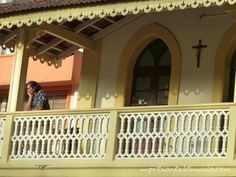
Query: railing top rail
0,102,234,117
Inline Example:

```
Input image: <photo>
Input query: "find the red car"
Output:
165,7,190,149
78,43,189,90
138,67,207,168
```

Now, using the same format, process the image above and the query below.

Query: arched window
226,51,236,102
131,39,171,106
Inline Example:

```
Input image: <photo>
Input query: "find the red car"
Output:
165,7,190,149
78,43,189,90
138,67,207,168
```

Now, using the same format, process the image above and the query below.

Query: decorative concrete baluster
151,114,157,157
222,111,229,155
202,113,207,156
117,117,124,156
124,117,130,156
116,110,229,159
131,119,136,157
77,117,83,157
186,113,192,156
10,113,109,159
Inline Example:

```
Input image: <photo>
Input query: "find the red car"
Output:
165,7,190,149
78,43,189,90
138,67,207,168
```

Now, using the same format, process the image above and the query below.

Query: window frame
131,39,171,106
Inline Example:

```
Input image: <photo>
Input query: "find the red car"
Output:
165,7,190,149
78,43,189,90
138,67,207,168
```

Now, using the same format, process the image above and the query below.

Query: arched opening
115,23,181,107
213,23,236,103
131,39,171,106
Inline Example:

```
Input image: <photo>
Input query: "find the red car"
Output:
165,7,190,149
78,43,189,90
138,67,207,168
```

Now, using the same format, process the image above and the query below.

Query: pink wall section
0,52,82,87
0,55,12,86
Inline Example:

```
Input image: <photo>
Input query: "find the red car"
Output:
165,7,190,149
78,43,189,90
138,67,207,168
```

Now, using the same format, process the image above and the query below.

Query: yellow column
1,115,14,163
7,29,29,112
105,110,119,162
77,40,102,109
227,105,236,160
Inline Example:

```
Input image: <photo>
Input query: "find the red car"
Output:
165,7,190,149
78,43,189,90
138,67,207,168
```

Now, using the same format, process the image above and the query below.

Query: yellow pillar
7,29,29,112
77,40,102,109
227,106,236,160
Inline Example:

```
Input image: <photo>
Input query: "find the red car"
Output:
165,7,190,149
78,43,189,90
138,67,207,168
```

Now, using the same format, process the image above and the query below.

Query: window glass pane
158,76,170,89
156,91,168,105
159,50,171,66
131,39,171,106
135,77,151,91
133,92,149,105
149,39,168,64
138,50,154,67
45,90,67,110
53,96,67,109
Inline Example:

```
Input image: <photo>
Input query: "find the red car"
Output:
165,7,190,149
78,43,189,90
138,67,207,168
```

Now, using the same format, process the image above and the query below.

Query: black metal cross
192,40,207,68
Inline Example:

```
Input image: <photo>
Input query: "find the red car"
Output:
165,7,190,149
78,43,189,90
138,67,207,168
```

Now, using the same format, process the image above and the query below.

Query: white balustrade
10,114,110,159
116,110,229,159
0,118,6,158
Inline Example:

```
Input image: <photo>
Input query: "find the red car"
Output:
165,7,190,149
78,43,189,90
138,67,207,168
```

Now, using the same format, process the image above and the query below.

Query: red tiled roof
0,0,115,15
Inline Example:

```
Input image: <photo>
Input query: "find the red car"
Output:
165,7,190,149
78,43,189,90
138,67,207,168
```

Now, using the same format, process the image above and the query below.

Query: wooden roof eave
0,0,233,30
0,0,233,67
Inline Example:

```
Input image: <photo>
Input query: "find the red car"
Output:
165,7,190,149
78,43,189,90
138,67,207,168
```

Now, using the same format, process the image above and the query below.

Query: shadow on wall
95,90,119,108
179,85,212,104
183,88,203,96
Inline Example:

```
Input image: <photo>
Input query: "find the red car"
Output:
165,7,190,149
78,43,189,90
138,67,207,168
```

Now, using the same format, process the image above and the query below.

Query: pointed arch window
131,39,171,106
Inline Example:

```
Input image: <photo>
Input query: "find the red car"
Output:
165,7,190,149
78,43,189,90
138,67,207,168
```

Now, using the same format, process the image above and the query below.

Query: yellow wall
95,7,234,107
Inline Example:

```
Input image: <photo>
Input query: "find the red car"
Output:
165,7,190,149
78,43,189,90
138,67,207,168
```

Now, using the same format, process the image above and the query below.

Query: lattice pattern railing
0,118,6,159
116,110,229,159
10,114,109,159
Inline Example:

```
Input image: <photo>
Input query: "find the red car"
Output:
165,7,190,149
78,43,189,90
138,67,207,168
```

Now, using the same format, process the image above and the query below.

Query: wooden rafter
33,15,139,60
35,39,62,52
2,29,17,44
56,46,79,60
55,15,140,60
36,38,62,55
36,19,100,56
104,17,115,23
38,23,95,50
72,18,100,32
91,25,102,31
92,15,141,40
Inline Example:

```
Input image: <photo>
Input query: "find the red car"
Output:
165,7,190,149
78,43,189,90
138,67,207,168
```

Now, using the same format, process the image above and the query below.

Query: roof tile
0,0,114,15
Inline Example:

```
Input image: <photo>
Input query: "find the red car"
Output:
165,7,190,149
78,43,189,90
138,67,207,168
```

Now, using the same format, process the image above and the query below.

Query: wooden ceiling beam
56,15,140,60
104,17,115,23
36,38,62,55
56,45,79,60
2,29,17,44
91,25,102,31
36,18,100,56
38,23,95,50
92,15,141,40
35,39,62,52
72,18,100,32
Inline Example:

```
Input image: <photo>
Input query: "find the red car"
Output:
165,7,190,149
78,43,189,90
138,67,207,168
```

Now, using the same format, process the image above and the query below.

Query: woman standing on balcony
25,81,50,110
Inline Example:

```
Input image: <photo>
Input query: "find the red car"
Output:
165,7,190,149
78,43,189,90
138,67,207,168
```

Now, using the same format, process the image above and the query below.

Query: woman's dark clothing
32,90,50,110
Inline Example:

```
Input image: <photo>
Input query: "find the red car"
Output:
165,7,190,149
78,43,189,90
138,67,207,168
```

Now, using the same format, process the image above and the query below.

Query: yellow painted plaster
77,40,102,108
